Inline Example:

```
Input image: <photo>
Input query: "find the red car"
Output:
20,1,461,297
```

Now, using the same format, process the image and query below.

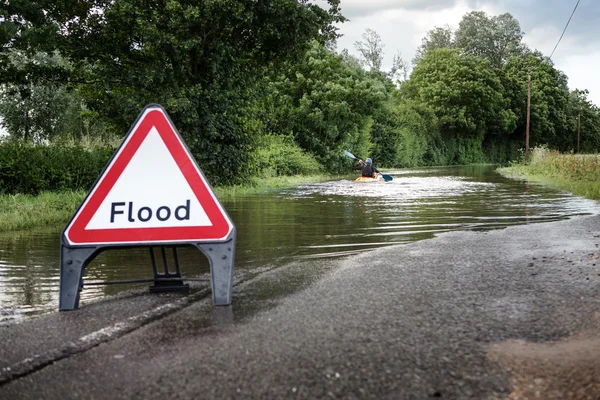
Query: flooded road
1,165,598,324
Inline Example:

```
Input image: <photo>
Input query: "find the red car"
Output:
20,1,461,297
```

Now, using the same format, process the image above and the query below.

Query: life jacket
362,164,375,177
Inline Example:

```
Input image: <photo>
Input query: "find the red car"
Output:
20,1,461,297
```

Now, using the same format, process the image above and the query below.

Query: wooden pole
577,111,581,153
525,74,531,159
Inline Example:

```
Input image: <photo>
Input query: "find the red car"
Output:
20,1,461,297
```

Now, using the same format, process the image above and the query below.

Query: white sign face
85,127,211,230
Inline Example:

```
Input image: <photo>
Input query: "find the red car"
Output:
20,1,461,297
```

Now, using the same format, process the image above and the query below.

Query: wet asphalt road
1,215,600,399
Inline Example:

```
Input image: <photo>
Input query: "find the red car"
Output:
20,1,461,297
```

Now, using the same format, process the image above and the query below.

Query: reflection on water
1,165,598,324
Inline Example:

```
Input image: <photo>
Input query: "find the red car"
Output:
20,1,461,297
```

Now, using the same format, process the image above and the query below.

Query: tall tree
503,55,570,150
403,48,516,140
455,11,528,68
567,89,600,152
266,41,388,170
413,25,454,65
0,50,87,142
388,51,408,84
354,28,384,71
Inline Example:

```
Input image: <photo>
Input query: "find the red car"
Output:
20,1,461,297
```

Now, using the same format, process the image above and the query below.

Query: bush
254,135,323,177
0,140,116,195
483,136,521,164
423,136,485,166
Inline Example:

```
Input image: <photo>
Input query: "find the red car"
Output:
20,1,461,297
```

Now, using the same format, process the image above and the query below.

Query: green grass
0,190,87,231
0,174,336,232
497,146,600,200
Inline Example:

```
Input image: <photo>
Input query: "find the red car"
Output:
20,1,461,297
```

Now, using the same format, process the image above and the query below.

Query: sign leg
59,246,98,310
196,231,236,306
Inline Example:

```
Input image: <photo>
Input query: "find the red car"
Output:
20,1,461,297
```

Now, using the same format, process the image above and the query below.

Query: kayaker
354,157,379,178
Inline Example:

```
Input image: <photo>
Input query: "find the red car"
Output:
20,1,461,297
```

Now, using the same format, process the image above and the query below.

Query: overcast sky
331,0,600,105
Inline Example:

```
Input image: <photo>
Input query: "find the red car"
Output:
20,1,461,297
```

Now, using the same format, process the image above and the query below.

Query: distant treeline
1,2,598,191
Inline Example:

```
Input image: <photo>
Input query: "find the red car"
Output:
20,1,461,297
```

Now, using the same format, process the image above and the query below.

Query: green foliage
413,25,454,65
354,28,384,71
0,141,115,195
255,135,323,177
268,41,388,171
424,136,486,165
567,89,600,153
524,146,600,182
502,55,571,150
2,0,345,186
0,82,111,143
404,48,516,140
0,51,93,142
455,12,528,67
393,101,437,167
482,136,521,164
369,113,394,167
353,117,374,166
1,4,599,195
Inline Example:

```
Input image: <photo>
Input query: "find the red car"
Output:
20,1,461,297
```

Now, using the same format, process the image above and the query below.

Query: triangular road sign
64,104,234,246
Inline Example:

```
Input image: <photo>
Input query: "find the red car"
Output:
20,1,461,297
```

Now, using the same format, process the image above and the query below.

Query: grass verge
0,191,87,231
497,147,600,201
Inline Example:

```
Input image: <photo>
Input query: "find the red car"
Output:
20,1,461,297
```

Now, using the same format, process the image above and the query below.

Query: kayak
355,175,383,183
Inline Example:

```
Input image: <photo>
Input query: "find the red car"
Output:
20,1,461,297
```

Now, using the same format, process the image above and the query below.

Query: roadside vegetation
0,190,86,231
498,147,600,200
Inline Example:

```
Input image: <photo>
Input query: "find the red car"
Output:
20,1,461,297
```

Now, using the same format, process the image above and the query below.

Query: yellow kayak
355,175,383,183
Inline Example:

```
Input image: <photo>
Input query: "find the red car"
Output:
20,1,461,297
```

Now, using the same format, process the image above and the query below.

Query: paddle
344,150,393,181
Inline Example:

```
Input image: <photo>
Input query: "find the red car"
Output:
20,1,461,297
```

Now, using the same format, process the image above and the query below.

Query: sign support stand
58,228,236,310
148,246,189,292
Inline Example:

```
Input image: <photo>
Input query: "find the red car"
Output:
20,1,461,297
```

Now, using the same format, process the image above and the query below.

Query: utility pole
525,74,531,159
577,110,581,153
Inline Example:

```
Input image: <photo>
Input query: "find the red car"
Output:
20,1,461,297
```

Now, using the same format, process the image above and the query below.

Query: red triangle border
65,107,233,245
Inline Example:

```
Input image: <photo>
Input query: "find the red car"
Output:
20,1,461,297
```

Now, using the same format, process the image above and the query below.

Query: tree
354,28,384,71
503,55,571,150
0,50,92,142
413,25,454,65
340,49,362,70
403,49,516,139
566,89,600,152
388,51,408,85
266,42,388,170
2,0,346,185
455,11,528,68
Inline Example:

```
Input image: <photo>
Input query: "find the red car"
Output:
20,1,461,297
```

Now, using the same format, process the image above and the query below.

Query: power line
549,0,581,59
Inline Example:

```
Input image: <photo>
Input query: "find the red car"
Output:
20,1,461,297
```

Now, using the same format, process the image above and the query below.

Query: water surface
1,165,598,324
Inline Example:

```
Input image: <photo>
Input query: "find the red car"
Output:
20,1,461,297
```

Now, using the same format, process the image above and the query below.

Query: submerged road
1,214,600,399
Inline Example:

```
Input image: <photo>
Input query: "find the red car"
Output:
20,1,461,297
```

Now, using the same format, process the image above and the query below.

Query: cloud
335,0,498,68
477,0,600,48
338,0,460,18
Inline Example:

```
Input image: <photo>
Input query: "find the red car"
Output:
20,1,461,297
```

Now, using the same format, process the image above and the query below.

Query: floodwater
1,165,598,324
